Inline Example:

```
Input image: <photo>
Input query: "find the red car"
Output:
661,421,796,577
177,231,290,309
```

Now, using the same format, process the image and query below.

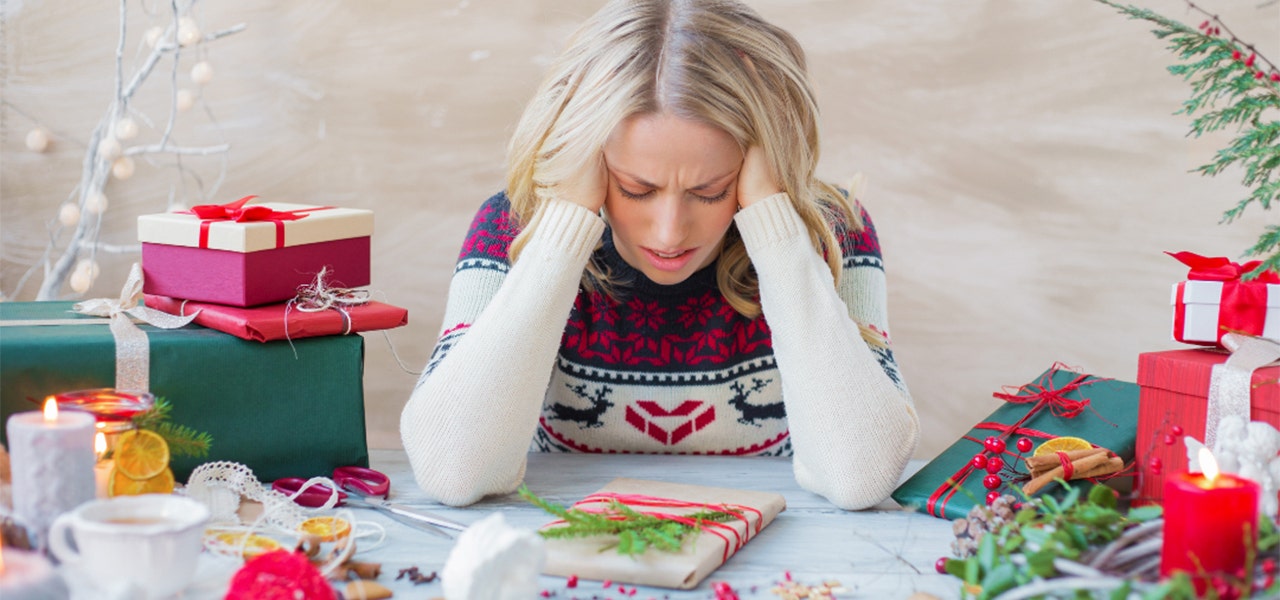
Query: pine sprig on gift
1097,0,1280,279
129,398,213,459
518,486,739,557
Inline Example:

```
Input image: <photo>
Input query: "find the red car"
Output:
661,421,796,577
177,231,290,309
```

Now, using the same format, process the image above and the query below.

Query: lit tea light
1161,448,1261,592
93,432,114,499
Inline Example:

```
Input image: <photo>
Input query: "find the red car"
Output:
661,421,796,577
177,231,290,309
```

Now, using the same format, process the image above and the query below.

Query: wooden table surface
67,450,962,599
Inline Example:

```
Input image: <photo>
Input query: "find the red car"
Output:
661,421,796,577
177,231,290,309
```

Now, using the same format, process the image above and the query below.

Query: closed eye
692,189,730,204
617,184,654,200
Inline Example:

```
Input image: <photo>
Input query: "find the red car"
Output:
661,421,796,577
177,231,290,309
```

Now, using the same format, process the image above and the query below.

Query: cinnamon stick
1025,448,1107,478
1021,452,1123,495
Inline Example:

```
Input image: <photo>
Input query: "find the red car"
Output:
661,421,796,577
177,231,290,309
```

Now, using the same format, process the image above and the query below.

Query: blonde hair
505,0,860,319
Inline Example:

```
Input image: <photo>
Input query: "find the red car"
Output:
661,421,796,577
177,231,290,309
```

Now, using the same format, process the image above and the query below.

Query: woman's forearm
400,200,605,505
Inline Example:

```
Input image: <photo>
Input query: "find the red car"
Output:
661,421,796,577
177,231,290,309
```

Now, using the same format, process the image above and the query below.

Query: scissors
272,467,467,539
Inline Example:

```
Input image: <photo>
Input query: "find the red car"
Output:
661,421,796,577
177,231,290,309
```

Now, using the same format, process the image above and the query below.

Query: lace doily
182,461,385,568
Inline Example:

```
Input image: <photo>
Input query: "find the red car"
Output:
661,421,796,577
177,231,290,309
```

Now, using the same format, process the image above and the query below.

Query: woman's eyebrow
611,168,737,191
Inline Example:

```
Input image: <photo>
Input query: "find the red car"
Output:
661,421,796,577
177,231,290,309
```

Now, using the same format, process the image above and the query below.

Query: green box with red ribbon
891,365,1140,521
0,301,369,482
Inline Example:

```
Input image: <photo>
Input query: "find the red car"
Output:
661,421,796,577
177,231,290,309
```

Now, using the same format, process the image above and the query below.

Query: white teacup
49,494,210,599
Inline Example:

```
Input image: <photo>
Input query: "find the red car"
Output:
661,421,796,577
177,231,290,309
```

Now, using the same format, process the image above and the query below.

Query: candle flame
43,397,58,422
95,431,107,456
1200,447,1219,482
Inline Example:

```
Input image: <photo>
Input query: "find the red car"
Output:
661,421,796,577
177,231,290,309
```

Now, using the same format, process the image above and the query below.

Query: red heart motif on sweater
624,400,716,445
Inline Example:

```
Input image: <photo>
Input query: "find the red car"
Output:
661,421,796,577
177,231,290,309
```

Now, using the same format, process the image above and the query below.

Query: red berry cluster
1148,424,1186,475
1198,19,1280,83
971,436,1035,503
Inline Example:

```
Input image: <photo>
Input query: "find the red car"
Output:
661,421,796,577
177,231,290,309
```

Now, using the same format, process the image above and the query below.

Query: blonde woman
401,0,919,510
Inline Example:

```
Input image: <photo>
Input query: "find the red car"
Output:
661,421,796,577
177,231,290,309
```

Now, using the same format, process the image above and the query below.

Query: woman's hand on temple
556,154,608,213
737,145,782,209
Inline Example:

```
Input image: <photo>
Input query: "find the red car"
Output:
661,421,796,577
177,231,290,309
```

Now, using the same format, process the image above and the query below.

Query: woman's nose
651,195,688,247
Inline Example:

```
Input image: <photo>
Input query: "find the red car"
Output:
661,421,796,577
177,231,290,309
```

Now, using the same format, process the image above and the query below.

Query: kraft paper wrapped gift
891,366,1140,521
1135,342,1280,506
138,196,374,307
1169,251,1280,347
540,478,786,589
144,294,409,343
0,301,369,481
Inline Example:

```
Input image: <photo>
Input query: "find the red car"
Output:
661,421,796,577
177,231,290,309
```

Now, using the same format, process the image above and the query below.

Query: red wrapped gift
1169,251,1280,347
138,196,373,307
144,294,407,343
1135,341,1280,506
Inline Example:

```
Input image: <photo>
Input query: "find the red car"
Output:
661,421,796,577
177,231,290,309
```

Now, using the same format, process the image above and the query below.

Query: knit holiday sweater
401,191,920,509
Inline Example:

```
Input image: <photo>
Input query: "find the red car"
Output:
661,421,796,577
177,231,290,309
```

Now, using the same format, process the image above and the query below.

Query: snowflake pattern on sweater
424,192,904,457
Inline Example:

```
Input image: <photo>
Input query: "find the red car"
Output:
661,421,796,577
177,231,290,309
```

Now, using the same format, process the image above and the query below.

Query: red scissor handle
272,477,347,508
333,466,390,498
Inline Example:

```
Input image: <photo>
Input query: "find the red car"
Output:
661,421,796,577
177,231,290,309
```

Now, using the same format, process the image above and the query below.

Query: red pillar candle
1160,448,1260,588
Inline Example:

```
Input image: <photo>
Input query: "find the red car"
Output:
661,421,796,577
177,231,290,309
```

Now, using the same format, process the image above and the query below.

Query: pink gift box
138,198,374,307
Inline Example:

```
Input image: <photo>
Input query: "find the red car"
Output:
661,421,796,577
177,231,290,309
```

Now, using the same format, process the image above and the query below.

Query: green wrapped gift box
892,366,1139,521
0,301,368,482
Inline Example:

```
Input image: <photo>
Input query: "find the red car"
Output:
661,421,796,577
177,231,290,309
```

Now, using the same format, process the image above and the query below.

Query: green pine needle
1097,1,1280,278
129,397,213,458
518,485,741,557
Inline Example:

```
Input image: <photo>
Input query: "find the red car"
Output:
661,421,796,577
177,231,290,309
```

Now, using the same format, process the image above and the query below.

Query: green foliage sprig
941,482,1280,599
1098,1,1280,278
129,397,212,459
518,486,740,557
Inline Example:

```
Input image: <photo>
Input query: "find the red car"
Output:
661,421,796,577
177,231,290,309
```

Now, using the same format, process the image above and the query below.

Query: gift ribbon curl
71,263,198,392
556,493,762,563
285,266,371,338
926,366,1103,518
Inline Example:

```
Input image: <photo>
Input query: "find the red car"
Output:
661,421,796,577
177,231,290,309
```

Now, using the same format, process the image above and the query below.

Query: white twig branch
125,143,230,156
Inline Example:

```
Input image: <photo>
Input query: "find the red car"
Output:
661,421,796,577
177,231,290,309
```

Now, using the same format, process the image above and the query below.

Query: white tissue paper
442,512,546,600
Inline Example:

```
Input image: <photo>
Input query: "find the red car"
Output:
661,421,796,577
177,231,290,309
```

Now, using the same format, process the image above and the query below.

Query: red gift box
1135,348,1280,505
138,197,373,307
1169,251,1280,347
144,294,408,343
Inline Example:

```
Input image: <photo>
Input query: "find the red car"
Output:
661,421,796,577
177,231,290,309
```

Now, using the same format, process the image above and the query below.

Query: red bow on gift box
1167,251,1280,283
185,195,327,249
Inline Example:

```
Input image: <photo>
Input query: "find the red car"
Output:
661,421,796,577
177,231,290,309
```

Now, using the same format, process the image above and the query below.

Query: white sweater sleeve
400,199,606,506
734,193,920,510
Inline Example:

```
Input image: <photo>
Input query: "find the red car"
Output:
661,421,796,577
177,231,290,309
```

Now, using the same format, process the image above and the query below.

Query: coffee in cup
48,494,210,598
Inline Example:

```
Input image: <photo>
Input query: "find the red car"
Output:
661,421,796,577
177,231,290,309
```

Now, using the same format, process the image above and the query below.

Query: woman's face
602,112,742,286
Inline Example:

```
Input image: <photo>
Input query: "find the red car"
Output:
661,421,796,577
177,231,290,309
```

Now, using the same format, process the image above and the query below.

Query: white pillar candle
5,400,95,541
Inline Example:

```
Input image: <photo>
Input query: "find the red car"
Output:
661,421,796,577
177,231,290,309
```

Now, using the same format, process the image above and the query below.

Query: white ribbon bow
72,263,198,392
1204,332,1280,448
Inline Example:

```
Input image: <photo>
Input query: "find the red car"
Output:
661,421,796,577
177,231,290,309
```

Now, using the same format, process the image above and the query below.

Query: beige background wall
2,0,1277,460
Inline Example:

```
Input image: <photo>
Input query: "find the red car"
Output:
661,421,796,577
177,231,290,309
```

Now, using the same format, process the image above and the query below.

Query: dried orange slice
213,532,283,559
297,516,351,542
108,466,175,496
113,429,170,480
1033,436,1092,458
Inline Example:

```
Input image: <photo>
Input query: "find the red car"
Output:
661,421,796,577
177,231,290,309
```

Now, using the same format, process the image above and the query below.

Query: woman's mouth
643,247,696,272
